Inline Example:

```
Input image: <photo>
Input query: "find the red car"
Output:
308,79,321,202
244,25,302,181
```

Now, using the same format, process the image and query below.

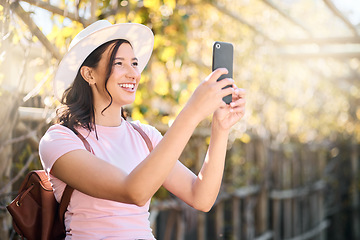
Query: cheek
94,70,108,89
135,70,141,83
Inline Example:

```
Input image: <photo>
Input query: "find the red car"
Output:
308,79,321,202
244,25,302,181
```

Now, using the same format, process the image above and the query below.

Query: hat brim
53,22,154,100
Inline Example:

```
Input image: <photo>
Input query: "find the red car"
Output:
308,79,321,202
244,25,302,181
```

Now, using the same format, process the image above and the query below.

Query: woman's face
92,42,141,108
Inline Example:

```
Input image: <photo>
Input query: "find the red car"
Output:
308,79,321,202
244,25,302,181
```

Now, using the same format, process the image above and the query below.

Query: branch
279,36,360,45
323,0,358,36
278,50,360,59
20,0,92,26
207,1,273,43
9,1,62,60
261,0,312,37
0,153,38,195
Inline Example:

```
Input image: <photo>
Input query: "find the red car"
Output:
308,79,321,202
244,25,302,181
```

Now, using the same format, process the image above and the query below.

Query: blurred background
0,0,359,239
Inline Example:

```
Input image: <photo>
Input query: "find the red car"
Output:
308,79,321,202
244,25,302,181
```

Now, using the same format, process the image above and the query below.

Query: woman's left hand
213,84,246,131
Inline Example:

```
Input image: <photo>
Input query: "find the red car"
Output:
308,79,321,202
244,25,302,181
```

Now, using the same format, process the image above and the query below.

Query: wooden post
215,201,224,238
351,140,359,239
271,145,282,240
230,141,241,239
232,197,241,239
272,199,281,240
176,210,185,240
318,148,326,240
164,210,176,240
300,147,309,235
195,136,207,240
244,140,255,239
255,137,269,237
197,211,206,240
292,144,301,238
282,145,292,239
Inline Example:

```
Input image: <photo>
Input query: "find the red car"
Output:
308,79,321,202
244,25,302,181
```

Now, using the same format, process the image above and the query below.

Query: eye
114,61,123,66
132,62,138,67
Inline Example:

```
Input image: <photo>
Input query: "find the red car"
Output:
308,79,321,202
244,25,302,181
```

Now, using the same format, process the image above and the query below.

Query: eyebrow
114,57,138,61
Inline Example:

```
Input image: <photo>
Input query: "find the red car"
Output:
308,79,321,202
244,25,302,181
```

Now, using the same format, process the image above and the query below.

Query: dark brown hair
56,39,131,135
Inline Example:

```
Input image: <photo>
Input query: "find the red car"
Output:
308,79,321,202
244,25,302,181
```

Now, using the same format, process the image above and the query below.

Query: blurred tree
1,0,360,238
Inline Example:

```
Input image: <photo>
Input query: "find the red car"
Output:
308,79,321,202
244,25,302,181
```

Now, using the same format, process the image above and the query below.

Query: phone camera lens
215,43,221,49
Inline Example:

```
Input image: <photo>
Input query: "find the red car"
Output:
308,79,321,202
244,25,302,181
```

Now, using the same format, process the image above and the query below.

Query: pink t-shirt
39,120,163,239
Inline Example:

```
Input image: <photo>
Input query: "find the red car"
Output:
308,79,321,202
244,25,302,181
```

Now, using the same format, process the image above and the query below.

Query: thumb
205,68,229,83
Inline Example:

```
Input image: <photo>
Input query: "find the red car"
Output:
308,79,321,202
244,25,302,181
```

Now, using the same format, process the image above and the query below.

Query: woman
39,20,246,239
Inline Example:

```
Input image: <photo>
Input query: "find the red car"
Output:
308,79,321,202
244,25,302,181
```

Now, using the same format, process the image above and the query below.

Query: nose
125,65,140,80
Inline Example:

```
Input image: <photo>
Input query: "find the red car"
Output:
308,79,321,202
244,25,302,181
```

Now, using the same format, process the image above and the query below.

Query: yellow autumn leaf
164,0,176,9
133,14,145,24
56,36,65,49
134,91,143,105
61,27,75,38
57,15,66,24
159,46,176,62
154,35,165,49
239,133,251,143
188,81,198,92
131,107,144,121
12,33,20,45
34,72,45,82
179,89,190,106
161,116,170,124
143,0,161,9
154,72,169,96
47,25,59,41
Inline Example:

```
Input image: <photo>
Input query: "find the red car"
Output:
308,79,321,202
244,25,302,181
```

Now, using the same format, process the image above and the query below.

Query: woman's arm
51,68,234,206
162,87,246,212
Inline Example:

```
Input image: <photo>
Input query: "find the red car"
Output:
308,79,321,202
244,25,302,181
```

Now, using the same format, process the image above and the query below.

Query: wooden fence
149,135,360,240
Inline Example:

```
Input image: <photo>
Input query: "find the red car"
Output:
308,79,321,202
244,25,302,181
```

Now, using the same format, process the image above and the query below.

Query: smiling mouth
118,83,135,90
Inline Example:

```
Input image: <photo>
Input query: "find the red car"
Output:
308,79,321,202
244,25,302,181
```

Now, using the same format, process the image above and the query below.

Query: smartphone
212,41,234,104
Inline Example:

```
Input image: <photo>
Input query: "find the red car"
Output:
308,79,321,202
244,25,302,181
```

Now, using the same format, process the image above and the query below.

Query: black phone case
212,41,233,104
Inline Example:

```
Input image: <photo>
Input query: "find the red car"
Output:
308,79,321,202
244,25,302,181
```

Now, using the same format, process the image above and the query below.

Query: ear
80,66,95,84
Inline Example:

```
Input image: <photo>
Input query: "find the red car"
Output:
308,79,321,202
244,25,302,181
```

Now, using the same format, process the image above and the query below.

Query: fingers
229,88,246,113
230,97,246,109
206,68,228,83
233,87,246,99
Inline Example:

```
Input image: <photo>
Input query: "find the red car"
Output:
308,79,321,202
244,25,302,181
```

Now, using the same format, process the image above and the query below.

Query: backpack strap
75,131,95,154
59,185,73,225
58,130,94,227
130,122,153,152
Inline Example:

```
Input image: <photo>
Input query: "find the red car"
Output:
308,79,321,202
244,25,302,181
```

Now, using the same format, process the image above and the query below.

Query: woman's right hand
184,68,235,123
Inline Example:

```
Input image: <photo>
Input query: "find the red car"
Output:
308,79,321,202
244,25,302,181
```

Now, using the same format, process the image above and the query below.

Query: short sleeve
39,124,86,174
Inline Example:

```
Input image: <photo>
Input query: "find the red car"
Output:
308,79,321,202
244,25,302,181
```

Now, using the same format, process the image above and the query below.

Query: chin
117,98,135,106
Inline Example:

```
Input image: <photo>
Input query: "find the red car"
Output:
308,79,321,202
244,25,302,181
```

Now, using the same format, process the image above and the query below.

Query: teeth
119,83,135,89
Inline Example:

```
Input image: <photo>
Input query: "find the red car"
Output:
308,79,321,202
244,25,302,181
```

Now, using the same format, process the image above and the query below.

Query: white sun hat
53,20,154,100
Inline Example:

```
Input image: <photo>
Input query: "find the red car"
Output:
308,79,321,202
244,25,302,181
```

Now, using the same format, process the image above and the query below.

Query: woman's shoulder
39,124,86,174
43,124,76,138
127,120,163,144
40,124,82,146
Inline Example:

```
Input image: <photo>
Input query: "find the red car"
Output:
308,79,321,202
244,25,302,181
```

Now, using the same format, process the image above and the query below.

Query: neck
94,104,123,127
